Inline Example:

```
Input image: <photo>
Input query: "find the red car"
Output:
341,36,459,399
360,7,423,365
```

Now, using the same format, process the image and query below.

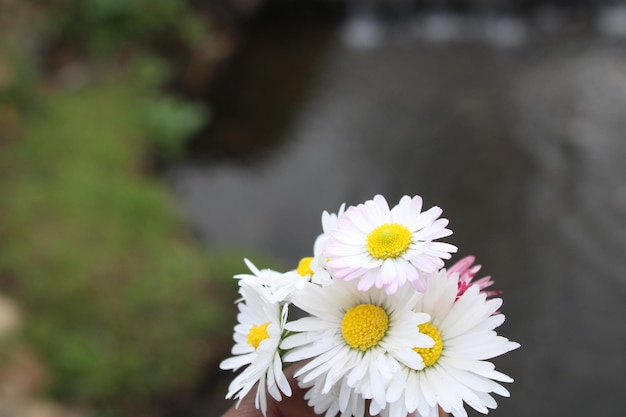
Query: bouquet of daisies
220,194,520,417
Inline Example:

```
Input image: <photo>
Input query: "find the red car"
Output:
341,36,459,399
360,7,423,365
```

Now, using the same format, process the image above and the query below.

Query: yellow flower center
247,322,271,350
341,304,389,351
366,223,412,259
296,257,314,276
413,322,443,367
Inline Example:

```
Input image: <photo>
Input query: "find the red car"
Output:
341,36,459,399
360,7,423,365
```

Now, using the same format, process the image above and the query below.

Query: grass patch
0,77,243,414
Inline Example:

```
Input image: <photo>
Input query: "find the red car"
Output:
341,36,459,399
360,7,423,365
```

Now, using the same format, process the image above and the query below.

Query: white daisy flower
282,254,333,291
273,204,348,294
379,270,520,417
219,281,292,416
323,194,457,295
235,258,307,303
302,202,347,287
234,258,283,289
313,202,346,257
281,278,433,414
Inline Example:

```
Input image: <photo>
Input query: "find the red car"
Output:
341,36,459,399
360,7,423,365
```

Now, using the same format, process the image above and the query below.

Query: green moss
0,79,236,412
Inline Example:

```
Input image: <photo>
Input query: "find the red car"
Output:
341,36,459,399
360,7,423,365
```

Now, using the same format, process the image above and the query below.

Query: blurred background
1,0,626,416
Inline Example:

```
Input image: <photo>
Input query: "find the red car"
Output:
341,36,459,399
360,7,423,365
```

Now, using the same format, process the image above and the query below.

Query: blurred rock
0,295,20,340
0,296,82,417
0,350,47,399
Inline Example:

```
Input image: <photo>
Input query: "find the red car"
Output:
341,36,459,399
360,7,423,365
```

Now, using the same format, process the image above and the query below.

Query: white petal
220,352,256,371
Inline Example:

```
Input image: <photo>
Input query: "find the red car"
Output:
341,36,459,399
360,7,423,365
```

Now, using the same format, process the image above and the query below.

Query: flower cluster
220,194,519,417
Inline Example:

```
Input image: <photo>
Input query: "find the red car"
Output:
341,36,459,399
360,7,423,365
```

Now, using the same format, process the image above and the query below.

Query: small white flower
234,258,283,289
273,204,348,294
306,203,347,286
323,194,457,295
313,202,346,258
281,278,433,414
219,281,291,416
235,258,308,303
281,255,332,294
378,270,520,417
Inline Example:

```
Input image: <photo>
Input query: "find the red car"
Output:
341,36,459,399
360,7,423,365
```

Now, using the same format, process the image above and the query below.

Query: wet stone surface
167,21,626,417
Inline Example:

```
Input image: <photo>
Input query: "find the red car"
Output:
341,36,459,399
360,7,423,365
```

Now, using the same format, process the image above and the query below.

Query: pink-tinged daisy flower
323,194,457,294
219,281,291,416
372,270,520,417
448,256,502,299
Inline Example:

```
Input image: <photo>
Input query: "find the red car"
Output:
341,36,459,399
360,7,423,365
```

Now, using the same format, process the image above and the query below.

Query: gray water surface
168,17,626,417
